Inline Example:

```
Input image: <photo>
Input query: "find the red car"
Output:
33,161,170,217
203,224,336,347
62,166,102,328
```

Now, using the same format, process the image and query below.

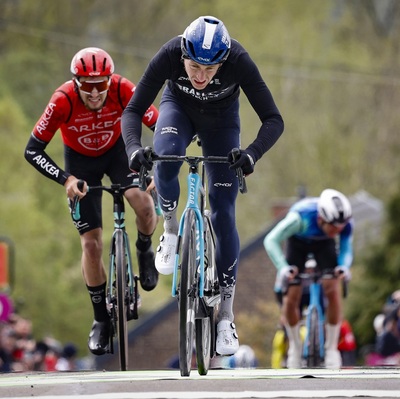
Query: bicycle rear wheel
306,307,322,367
115,229,129,371
196,211,218,375
178,209,198,377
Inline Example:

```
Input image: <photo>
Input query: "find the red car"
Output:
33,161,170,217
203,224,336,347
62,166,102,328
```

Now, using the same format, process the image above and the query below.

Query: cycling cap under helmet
317,189,352,224
181,16,231,65
70,47,114,77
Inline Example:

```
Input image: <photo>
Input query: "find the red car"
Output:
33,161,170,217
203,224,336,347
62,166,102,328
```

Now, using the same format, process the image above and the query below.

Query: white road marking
1,391,400,399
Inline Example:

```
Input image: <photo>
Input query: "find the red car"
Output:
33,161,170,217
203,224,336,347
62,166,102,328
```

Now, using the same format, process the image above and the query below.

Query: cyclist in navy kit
122,16,284,356
264,189,353,368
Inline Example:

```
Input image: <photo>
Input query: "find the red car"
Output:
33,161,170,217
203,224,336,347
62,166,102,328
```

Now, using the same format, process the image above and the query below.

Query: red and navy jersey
32,74,158,157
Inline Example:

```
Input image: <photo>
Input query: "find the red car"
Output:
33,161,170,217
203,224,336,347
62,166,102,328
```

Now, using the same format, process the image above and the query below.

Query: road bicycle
299,256,328,367
299,256,347,368
274,256,347,368
142,147,246,377
72,176,156,371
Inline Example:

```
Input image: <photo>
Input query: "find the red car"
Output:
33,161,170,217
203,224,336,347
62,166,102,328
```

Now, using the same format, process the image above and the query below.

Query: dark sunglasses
75,78,110,94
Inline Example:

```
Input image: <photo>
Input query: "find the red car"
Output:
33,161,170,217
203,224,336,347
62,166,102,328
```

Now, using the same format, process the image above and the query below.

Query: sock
218,285,235,322
325,323,341,351
136,231,152,252
286,323,302,352
163,209,179,235
87,282,108,322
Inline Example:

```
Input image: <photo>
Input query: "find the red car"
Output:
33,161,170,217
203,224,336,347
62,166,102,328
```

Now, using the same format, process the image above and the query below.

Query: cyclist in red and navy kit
24,47,159,356
122,16,284,356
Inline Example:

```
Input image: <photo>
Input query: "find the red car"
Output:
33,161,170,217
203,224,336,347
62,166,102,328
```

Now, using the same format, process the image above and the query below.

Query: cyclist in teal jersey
264,189,353,368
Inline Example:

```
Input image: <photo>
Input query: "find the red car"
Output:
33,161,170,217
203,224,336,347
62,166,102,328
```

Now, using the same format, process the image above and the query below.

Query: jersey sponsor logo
144,108,155,122
67,118,118,151
36,102,56,135
214,182,232,187
32,155,59,178
76,131,114,151
160,126,178,135
175,82,229,101
68,117,120,132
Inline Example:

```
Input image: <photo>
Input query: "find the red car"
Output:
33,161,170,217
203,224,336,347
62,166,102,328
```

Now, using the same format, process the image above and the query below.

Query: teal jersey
264,197,353,271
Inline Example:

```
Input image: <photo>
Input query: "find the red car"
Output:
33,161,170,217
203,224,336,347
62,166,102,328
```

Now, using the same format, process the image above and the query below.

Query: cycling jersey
122,36,284,163
122,36,283,292
25,74,158,185
264,197,354,271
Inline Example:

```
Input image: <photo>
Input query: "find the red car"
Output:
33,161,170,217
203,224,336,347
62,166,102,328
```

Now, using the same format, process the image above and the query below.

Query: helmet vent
188,42,196,58
211,50,224,63
92,55,97,72
79,58,87,72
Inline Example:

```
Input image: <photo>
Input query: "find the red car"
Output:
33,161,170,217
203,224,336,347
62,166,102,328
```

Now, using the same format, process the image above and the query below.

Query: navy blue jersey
122,36,283,163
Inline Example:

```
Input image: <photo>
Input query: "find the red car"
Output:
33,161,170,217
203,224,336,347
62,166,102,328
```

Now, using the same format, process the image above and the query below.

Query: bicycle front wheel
178,209,198,377
196,211,218,375
306,307,322,367
115,229,129,371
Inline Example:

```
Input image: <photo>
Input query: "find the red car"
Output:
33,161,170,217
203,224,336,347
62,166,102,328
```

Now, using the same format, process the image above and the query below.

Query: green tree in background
347,192,400,353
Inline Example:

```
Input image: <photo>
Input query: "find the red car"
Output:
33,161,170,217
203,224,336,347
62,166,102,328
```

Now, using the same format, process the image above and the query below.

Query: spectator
376,305,400,358
56,343,79,371
338,319,357,366
0,324,15,372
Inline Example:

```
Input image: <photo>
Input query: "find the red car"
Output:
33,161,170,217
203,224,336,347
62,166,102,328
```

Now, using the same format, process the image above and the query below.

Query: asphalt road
0,367,399,399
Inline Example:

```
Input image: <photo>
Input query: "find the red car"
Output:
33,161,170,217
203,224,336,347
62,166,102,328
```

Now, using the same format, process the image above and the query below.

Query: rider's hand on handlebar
275,265,298,293
227,149,255,176
334,266,351,282
281,265,298,280
129,148,153,172
64,176,87,200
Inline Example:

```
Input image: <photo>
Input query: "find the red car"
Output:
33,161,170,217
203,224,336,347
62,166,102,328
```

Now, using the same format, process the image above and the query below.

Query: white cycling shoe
286,345,302,368
216,320,239,356
155,232,177,275
324,348,342,369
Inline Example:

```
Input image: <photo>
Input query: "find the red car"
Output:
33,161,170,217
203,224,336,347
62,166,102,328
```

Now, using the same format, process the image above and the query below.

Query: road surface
1,367,399,398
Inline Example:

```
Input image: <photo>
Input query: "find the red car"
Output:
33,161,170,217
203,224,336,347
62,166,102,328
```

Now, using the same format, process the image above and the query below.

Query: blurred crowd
365,290,400,366
0,313,86,372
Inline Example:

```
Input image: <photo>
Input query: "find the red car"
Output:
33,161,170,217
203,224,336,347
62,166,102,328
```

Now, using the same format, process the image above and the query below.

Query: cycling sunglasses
75,78,110,94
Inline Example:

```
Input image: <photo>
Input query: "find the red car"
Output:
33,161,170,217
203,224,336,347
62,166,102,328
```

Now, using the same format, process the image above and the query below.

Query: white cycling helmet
317,189,352,224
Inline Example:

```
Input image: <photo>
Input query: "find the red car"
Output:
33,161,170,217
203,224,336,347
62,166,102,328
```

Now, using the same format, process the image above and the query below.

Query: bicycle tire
115,229,129,371
196,212,218,375
306,307,322,367
178,209,198,377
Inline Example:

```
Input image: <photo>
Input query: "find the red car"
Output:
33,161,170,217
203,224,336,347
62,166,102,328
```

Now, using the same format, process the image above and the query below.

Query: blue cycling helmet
181,16,231,65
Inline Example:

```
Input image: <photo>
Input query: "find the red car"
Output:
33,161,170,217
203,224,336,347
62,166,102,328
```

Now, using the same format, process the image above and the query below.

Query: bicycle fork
303,282,325,362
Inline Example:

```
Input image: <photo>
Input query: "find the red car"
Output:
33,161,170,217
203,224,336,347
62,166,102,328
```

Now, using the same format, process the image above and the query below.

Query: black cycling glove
129,148,153,172
228,149,255,176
